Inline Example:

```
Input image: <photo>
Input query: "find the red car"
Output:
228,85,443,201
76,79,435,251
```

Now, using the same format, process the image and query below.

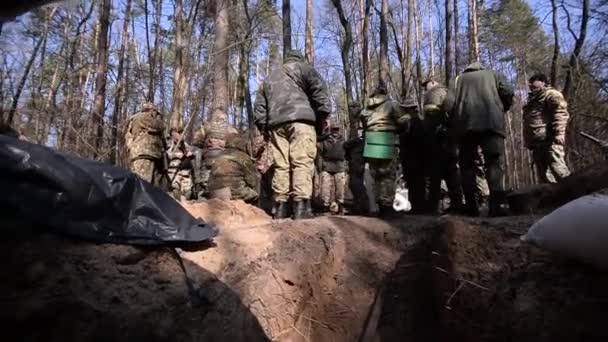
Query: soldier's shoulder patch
544,88,565,100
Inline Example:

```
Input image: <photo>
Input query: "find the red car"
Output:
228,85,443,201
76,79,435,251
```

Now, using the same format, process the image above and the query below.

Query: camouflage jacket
361,95,410,132
208,148,259,200
253,54,331,130
167,140,193,171
126,111,165,161
523,87,569,148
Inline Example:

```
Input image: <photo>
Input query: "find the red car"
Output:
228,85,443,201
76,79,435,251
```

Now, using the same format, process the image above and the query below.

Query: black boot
273,201,289,219
293,200,312,220
489,191,508,217
462,192,480,217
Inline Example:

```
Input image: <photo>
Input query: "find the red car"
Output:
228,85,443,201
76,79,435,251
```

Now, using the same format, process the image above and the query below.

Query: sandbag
521,193,608,269
0,135,217,246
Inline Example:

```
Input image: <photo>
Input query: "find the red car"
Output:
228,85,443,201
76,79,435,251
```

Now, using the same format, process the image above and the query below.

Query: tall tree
563,0,590,99
550,0,559,87
427,0,434,78
171,0,187,130
7,35,43,124
414,0,422,106
360,0,372,100
330,0,355,134
112,0,133,164
404,0,414,99
467,0,480,62
305,0,314,64
454,0,460,72
210,0,230,129
445,0,455,81
379,0,390,85
91,0,112,159
283,0,291,58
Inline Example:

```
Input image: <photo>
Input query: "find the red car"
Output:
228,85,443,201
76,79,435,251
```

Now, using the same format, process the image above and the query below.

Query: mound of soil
431,216,608,342
3,198,608,342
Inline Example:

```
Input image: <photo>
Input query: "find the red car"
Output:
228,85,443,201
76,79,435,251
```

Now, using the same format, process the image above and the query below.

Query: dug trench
3,199,608,341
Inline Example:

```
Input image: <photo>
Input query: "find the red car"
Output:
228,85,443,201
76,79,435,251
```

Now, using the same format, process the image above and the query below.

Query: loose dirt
3,199,607,342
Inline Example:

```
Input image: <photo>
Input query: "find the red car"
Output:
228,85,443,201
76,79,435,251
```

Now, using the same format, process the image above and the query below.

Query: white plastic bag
521,194,608,269
393,188,412,212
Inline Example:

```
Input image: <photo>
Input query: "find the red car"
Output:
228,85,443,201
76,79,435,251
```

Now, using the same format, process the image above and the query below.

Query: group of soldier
124,49,573,220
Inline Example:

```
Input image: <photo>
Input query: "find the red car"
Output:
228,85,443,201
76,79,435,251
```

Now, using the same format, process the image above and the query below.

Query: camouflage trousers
320,171,345,207
270,122,317,201
366,158,397,207
531,143,571,183
168,169,193,200
130,158,161,185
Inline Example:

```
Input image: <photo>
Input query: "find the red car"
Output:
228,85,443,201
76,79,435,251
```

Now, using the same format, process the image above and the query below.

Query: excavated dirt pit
2,199,608,342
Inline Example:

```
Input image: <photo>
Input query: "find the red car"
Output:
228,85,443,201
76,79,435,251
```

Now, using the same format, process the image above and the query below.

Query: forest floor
3,199,608,342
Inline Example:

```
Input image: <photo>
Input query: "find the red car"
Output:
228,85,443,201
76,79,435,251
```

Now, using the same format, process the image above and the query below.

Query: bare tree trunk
282,0,291,59
549,0,559,87
427,0,434,78
171,0,188,130
305,0,314,65
112,0,132,164
91,0,111,159
467,0,479,63
379,0,389,85
403,0,414,100
330,0,354,135
7,36,43,124
445,0,454,82
360,0,372,101
563,0,589,99
454,0,460,72
144,0,153,100
210,0,230,129
145,0,163,102
414,0,422,107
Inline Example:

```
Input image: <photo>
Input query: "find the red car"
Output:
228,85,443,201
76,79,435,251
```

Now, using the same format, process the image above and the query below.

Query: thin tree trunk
7,36,44,124
379,0,389,85
467,0,479,63
151,0,162,102
563,0,589,99
414,0,422,107
171,0,188,130
210,0,230,129
445,0,454,82
144,0,153,100
360,0,371,101
403,0,414,100
427,0,434,78
330,0,354,135
112,0,132,164
91,0,111,159
305,0,314,65
282,0,291,59
454,0,460,72
549,0,559,87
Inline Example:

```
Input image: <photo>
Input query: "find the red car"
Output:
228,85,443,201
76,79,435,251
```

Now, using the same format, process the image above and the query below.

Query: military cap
142,102,156,112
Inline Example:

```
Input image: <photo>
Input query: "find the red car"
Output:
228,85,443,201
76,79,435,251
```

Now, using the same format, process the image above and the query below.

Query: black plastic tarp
0,135,217,245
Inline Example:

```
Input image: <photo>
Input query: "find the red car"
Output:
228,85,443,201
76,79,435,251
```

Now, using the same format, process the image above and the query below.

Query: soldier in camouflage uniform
523,73,571,184
318,125,346,215
125,102,166,185
192,124,228,198
167,127,194,201
207,133,259,203
253,132,274,214
362,83,412,216
254,49,332,220
344,104,370,215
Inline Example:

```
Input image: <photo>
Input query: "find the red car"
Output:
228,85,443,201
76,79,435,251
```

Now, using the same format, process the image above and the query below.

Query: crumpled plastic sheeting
0,135,216,245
